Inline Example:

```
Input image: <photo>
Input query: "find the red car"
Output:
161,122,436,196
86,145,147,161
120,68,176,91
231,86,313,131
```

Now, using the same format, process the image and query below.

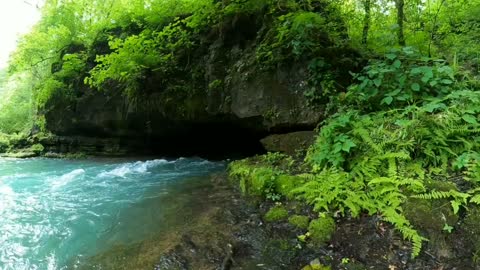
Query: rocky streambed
72,171,480,270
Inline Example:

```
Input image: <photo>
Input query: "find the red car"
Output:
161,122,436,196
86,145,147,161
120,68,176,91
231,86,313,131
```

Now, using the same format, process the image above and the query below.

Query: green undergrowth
229,49,480,258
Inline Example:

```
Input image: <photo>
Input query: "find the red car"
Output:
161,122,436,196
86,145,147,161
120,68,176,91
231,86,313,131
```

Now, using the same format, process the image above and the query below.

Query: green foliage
288,215,310,229
299,84,480,257
275,175,303,199
347,48,457,111
264,205,289,222
308,215,335,245
0,73,34,134
229,160,278,196
87,19,195,96
305,57,337,105
256,11,330,67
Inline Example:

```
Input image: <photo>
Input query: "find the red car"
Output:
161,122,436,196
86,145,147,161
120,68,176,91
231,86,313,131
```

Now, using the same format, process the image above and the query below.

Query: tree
395,0,406,46
361,0,372,45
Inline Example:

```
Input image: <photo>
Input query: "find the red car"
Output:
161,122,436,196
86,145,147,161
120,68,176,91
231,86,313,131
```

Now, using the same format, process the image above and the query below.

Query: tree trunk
362,0,372,45
395,0,406,46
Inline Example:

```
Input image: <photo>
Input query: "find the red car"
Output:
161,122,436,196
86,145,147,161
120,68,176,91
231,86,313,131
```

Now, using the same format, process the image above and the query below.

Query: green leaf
411,83,420,91
423,102,446,113
393,59,402,68
341,140,356,153
462,114,478,124
385,53,397,60
382,96,394,105
442,223,454,233
374,78,382,87
451,201,461,215
333,143,343,153
441,79,453,85
410,67,422,75
421,69,434,83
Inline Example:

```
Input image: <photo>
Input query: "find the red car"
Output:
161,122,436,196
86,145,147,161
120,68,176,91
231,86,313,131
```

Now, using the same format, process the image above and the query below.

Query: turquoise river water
0,157,225,269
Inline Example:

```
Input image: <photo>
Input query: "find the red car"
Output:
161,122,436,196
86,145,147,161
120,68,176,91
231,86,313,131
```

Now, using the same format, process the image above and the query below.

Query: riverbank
66,168,478,270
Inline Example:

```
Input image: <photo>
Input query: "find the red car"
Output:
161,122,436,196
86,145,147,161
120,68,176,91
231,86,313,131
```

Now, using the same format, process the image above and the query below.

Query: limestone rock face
260,131,316,155
42,12,358,157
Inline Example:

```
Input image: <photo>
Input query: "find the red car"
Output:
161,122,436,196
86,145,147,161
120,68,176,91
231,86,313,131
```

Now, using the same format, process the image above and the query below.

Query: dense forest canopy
1,0,480,261
1,0,479,136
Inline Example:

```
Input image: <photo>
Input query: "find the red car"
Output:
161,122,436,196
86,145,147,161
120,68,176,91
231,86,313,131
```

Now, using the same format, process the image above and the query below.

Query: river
0,157,225,269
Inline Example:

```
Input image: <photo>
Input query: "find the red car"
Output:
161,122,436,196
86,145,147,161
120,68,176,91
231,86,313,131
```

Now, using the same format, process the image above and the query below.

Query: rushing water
0,157,225,270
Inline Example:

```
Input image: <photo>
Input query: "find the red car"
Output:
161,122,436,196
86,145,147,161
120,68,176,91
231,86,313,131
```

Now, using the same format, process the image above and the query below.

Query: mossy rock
464,207,480,245
308,216,335,245
404,180,459,259
31,143,45,154
302,264,331,270
2,150,38,158
404,180,458,234
275,174,303,199
288,215,310,229
425,179,458,191
261,239,298,266
264,205,288,222
301,258,331,270
249,167,276,196
229,161,277,196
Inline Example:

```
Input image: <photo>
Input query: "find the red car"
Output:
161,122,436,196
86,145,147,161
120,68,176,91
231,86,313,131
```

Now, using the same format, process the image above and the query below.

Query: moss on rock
403,180,459,259
308,216,335,245
31,143,45,154
264,205,289,222
404,180,458,234
288,215,310,229
462,206,480,264
274,175,299,198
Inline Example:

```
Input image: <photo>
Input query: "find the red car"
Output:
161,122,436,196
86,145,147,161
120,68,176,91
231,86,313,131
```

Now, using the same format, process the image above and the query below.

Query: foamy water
0,157,224,269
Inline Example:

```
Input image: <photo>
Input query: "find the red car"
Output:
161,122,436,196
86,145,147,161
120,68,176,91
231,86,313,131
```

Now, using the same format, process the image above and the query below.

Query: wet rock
155,252,189,270
260,131,316,156
403,180,459,260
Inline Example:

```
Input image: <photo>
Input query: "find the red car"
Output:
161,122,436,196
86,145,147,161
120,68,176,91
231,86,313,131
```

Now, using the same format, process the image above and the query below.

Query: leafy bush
347,48,457,111
256,11,329,67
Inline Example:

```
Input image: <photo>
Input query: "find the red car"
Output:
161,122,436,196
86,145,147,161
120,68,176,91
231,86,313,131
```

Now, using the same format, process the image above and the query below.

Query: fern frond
470,194,480,204
412,190,452,200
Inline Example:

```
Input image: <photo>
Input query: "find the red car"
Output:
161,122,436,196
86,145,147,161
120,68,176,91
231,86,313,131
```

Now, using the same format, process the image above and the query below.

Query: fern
382,208,427,258
413,189,471,214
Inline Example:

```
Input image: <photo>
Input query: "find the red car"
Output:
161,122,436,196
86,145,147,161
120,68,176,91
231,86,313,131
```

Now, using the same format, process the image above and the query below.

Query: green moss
463,207,480,252
301,258,331,270
301,264,331,270
425,179,457,191
404,180,459,234
275,174,302,198
264,205,288,222
288,215,310,229
208,79,223,91
229,160,278,196
31,143,45,154
308,216,335,245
